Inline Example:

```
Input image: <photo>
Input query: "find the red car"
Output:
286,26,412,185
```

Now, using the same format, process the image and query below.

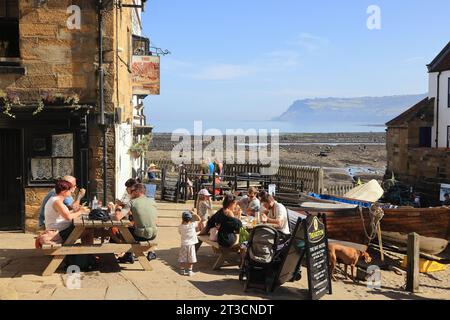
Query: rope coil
359,203,384,245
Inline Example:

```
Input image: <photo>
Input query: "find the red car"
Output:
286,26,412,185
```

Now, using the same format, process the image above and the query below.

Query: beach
149,132,387,184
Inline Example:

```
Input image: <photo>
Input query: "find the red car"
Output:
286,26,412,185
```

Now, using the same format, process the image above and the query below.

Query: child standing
196,189,213,230
178,211,200,276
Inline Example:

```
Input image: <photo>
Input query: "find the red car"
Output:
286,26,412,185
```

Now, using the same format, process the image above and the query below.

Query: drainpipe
435,71,441,148
97,0,107,204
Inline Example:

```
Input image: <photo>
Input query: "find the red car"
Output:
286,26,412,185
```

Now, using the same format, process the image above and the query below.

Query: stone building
0,0,155,232
386,42,450,205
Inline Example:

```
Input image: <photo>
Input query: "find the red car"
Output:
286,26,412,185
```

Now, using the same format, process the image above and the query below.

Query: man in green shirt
114,183,158,263
128,183,158,241
200,159,210,184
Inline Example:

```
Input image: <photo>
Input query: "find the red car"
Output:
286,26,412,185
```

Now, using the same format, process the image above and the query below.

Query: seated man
39,175,85,228
114,183,158,263
238,187,261,217
259,194,291,243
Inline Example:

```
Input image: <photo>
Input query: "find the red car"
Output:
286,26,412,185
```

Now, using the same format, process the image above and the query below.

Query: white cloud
263,50,302,68
161,58,193,71
290,32,329,52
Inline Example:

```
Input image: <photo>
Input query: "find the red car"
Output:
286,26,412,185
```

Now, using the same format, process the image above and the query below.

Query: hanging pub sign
132,55,160,95
304,214,332,300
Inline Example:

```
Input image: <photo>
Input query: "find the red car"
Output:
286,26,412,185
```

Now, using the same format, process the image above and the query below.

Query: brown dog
328,243,372,281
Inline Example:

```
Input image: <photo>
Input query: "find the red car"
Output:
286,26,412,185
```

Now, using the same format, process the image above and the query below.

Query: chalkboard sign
304,214,332,300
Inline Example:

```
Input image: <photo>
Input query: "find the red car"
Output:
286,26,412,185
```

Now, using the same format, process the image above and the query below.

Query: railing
323,184,355,197
149,159,324,195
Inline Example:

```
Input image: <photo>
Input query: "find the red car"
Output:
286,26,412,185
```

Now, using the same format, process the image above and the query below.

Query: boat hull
289,205,450,245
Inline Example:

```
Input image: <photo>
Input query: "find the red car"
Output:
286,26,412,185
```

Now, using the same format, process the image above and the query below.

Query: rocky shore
148,132,387,184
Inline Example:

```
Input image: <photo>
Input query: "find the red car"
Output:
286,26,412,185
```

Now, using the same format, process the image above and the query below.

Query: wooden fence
148,159,324,194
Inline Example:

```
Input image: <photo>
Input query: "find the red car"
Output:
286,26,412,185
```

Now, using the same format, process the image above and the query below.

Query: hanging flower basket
129,150,142,159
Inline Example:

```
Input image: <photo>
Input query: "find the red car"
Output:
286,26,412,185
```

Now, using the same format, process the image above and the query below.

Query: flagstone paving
0,201,448,300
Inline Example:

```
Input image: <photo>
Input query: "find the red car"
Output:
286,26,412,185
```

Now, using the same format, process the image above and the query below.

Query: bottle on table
92,196,98,210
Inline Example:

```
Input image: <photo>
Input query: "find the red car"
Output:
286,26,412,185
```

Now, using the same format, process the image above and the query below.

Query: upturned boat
286,193,450,253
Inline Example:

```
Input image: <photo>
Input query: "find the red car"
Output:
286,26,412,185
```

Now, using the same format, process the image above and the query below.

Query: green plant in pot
128,134,152,159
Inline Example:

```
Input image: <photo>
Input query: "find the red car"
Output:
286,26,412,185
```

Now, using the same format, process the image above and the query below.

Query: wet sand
148,133,387,184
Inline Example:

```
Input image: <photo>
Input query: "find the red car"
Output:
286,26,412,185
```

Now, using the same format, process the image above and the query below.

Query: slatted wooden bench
41,216,158,276
197,235,240,270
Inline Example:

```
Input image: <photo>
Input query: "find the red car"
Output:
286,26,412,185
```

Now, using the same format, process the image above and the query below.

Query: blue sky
141,0,450,132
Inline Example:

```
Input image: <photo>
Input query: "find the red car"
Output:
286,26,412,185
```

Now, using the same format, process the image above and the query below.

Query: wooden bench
41,242,157,256
197,235,240,270
40,216,158,276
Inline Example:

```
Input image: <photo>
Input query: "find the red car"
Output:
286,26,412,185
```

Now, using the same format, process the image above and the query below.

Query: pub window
28,133,75,185
419,127,432,148
0,0,20,61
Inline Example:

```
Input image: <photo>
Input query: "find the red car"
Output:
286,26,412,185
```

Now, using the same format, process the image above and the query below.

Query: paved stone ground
0,201,449,300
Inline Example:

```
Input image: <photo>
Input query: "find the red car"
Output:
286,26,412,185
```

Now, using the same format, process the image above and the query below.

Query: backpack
89,208,110,222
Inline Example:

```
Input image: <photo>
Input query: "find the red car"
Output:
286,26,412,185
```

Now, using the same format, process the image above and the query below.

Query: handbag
209,227,218,242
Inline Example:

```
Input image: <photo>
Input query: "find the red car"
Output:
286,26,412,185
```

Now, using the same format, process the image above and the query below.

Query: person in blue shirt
147,163,159,181
38,175,85,228
208,158,214,180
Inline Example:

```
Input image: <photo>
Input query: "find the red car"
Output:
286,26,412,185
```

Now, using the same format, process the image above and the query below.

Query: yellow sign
308,216,325,243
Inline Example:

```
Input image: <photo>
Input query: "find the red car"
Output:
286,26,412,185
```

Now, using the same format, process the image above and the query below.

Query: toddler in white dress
178,211,200,276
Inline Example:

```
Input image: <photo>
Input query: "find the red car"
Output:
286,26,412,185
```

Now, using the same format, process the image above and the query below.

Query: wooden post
212,174,216,201
377,223,384,262
406,232,420,293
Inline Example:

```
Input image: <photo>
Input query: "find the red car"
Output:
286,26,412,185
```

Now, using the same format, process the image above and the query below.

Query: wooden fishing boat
287,193,450,246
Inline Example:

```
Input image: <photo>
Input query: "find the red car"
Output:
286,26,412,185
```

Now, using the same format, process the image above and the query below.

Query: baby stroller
239,225,282,293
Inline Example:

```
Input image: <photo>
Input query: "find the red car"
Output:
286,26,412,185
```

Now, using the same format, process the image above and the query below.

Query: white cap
198,189,211,196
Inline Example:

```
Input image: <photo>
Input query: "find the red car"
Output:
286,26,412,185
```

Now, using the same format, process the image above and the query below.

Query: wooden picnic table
196,220,279,270
41,215,156,276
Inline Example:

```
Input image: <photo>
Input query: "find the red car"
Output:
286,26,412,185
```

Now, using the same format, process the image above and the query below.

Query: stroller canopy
248,226,279,264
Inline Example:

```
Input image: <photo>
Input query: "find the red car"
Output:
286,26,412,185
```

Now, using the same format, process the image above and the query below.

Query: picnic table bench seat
40,216,158,276
197,235,240,270
41,242,157,256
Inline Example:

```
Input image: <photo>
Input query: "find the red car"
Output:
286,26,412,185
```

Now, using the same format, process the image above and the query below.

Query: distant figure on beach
443,193,450,206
